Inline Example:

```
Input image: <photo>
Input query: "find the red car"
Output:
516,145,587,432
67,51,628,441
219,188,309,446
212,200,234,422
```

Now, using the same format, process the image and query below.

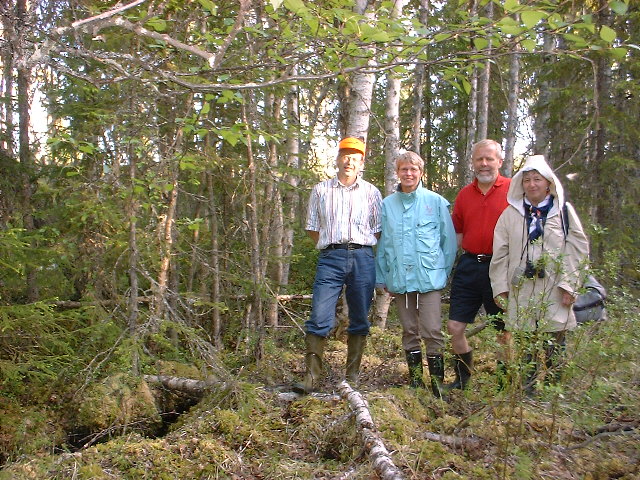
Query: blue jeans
305,247,376,337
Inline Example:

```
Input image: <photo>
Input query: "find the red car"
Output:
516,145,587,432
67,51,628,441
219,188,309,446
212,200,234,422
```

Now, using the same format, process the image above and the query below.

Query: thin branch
71,0,148,28
210,0,251,70
558,428,639,453
104,17,216,67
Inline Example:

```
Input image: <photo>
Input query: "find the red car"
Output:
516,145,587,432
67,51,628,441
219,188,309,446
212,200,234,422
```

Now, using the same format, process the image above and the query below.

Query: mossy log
338,380,405,480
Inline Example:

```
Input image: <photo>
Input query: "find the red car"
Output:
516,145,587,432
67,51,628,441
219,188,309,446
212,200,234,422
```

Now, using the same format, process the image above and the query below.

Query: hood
507,155,565,216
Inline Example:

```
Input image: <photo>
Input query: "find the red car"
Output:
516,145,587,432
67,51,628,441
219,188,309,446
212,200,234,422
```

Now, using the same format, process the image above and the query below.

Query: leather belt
324,243,365,250
464,252,492,263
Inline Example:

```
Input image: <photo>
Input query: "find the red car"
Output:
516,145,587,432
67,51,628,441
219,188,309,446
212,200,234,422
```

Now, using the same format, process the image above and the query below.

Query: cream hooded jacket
489,155,590,332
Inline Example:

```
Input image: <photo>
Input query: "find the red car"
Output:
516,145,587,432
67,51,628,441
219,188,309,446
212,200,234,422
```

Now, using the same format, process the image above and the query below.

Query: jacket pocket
415,219,439,254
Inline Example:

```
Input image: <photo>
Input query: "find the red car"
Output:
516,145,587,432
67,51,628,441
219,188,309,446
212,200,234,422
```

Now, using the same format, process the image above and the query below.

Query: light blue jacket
376,183,457,294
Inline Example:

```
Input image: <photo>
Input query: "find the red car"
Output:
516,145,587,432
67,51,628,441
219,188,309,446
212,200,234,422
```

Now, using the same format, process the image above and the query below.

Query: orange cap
338,137,366,156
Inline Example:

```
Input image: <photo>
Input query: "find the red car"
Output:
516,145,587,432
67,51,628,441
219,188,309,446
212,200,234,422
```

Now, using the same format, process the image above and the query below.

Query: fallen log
144,375,209,395
338,381,405,480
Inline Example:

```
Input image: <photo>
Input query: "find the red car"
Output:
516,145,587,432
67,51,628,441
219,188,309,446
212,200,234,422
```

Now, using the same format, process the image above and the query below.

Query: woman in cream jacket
489,155,589,389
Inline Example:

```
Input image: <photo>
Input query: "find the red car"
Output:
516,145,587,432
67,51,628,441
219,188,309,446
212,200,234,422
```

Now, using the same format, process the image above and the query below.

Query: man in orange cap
293,136,382,394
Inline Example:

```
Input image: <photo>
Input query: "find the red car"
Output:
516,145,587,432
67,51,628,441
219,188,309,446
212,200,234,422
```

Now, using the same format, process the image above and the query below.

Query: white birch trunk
504,43,520,177
477,1,492,141
463,0,479,185
344,0,377,141
338,381,405,480
282,81,300,286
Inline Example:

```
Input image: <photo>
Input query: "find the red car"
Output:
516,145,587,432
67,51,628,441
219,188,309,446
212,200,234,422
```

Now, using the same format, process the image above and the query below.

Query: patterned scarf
524,195,553,243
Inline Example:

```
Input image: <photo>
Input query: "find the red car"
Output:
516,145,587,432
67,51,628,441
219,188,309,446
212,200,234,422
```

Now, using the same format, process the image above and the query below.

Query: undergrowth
0,277,638,479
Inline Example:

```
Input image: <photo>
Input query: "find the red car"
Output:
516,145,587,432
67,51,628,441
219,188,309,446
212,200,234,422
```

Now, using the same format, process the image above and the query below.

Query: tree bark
241,99,264,342
264,93,285,327
504,43,520,177
338,381,406,480
282,80,300,287
592,1,613,264
533,30,554,158
476,1,492,142
344,0,377,141
382,0,404,196
462,0,479,185
128,146,141,374
16,0,39,302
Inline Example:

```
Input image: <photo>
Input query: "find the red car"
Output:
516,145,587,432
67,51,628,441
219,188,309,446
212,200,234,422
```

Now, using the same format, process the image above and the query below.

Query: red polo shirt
451,175,511,255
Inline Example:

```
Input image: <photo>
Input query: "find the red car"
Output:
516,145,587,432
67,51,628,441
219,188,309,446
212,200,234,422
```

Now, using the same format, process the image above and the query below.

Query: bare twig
558,428,638,452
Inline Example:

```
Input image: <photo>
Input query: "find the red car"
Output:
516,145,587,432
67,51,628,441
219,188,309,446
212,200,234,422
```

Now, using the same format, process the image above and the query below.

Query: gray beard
476,172,497,184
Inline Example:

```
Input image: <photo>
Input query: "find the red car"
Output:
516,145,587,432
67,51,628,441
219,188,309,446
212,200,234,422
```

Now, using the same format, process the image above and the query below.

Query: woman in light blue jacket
376,152,457,397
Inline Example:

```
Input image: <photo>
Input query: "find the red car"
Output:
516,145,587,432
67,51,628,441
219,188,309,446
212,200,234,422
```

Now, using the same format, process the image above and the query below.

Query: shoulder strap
561,202,570,239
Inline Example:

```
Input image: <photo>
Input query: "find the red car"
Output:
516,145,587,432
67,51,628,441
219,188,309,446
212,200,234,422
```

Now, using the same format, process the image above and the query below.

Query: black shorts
449,254,505,331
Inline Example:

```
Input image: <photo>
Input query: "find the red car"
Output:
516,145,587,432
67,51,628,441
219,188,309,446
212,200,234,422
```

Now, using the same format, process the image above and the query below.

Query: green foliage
1,0,638,476
0,303,77,398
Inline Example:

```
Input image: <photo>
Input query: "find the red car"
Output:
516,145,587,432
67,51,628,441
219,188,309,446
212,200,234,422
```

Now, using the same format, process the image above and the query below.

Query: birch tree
504,44,521,177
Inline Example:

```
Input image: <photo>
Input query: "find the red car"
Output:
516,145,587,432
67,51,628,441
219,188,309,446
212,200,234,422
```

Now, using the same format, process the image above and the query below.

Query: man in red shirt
446,139,511,390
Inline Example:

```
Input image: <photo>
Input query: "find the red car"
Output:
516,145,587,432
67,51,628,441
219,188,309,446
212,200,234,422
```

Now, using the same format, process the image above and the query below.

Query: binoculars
524,259,546,279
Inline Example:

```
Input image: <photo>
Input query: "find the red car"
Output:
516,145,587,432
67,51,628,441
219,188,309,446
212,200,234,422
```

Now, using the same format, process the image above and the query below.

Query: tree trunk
344,0,377,140
241,99,264,348
152,170,179,329
476,1,492,142
1,10,15,155
504,43,520,177
16,0,39,302
533,30,554,158
128,148,140,374
282,80,300,287
592,1,613,264
462,0,479,185
206,171,223,348
382,0,405,196
265,93,285,327
383,73,400,196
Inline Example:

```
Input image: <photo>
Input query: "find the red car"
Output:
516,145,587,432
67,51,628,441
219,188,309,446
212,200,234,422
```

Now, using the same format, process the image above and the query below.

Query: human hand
559,287,576,307
494,293,508,309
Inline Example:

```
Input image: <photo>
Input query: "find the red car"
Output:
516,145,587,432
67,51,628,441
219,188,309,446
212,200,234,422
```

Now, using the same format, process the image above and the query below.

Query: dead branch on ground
338,381,405,480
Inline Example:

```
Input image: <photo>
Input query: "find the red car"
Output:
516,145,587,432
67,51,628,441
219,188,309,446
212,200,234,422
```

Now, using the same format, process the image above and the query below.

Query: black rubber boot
345,334,367,385
446,350,473,391
405,350,426,388
426,354,445,398
292,334,326,394
543,333,566,386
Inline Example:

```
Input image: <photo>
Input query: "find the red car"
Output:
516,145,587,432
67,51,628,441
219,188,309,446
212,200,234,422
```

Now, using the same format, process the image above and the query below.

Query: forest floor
1,315,639,480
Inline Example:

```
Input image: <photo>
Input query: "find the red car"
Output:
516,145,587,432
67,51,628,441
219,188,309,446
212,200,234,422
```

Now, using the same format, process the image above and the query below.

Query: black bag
560,205,607,323
573,275,607,324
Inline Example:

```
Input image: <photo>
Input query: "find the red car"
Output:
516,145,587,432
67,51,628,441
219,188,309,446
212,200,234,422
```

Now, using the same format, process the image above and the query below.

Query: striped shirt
306,177,382,250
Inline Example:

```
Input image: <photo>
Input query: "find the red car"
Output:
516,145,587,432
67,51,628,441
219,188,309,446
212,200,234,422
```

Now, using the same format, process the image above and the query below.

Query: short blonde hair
395,151,424,171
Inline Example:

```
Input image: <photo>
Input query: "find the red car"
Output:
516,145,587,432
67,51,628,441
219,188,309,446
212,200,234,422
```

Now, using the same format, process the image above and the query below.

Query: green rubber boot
292,334,326,394
345,334,367,385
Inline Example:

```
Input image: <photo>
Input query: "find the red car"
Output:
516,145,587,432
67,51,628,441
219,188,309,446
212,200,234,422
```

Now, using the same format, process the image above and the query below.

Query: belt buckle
347,243,356,250
477,254,490,262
